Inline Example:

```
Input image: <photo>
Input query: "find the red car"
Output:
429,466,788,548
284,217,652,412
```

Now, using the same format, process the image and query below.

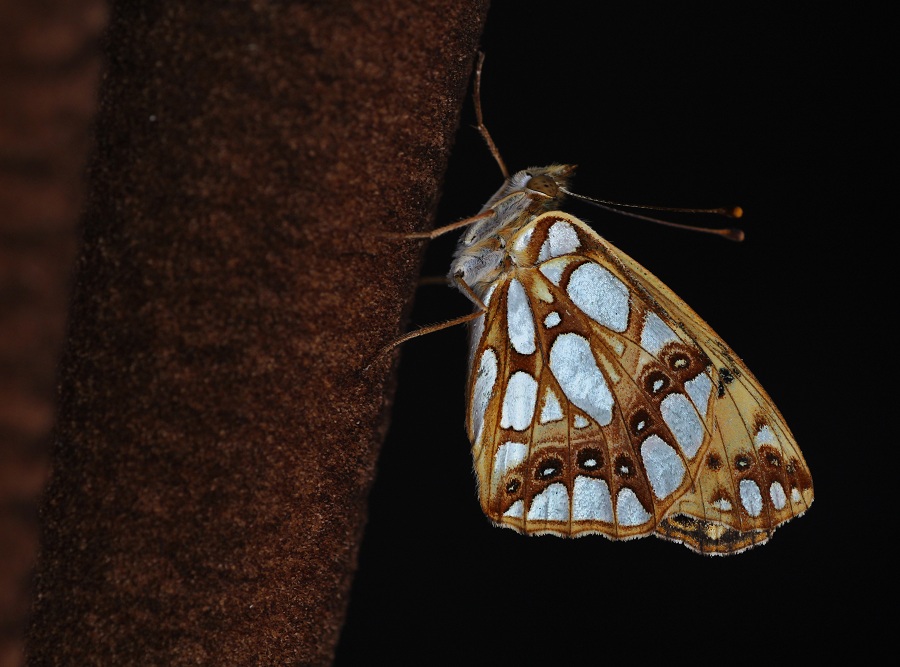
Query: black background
338,4,885,663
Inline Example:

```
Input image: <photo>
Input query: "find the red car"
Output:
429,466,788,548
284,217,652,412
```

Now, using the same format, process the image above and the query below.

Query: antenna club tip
728,228,745,242
731,206,743,219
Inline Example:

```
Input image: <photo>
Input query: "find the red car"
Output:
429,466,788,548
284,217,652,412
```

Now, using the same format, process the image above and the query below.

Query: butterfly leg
417,276,451,287
379,209,495,242
364,274,485,371
364,309,484,371
472,52,509,180
451,272,487,310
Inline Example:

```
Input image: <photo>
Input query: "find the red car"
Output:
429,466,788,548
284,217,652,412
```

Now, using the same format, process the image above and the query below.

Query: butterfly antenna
473,52,510,180
560,188,745,242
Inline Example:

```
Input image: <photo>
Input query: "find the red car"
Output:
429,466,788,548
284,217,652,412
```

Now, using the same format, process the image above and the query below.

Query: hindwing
466,211,813,554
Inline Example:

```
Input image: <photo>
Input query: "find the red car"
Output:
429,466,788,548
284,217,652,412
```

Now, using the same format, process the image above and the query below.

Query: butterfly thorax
449,164,574,296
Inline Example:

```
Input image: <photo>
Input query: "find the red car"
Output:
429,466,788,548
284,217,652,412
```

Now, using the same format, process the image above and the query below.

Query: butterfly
385,55,813,555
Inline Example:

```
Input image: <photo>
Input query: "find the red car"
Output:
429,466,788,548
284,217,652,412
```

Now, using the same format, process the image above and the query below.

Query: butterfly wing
465,211,812,554
588,221,814,552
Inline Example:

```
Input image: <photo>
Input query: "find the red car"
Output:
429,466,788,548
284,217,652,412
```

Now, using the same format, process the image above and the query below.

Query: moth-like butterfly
387,56,813,555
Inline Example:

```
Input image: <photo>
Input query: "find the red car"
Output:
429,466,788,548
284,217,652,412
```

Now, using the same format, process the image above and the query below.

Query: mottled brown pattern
656,513,769,554
23,1,489,665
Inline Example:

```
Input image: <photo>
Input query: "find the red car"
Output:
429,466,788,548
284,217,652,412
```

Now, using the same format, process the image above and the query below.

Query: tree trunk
23,2,489,664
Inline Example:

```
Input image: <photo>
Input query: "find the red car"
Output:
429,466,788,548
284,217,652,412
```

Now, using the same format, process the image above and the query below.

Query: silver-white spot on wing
500,371,539,431
660,392,705,458
544,311,561,328
572,476,613,522
506,278,536,355
538,220,580,262
770,481,787,510
512,226,534,254
739,479,764,517
616,488,652,526
549,333,614,427
685,372,713,418
641,311,679,356
712,498,733,512
503,500,524,518
573,414,589,429
754,425,777,448
567,263,629,333
491,441,528,490
539,388,563,424
538,258,570,286
527,483,570,522
471,348,497,446
640,434,686,499
468,283,496,365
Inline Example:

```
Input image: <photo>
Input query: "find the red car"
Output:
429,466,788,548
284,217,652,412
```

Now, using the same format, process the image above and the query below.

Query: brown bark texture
22,1,488,664
0,2,107,666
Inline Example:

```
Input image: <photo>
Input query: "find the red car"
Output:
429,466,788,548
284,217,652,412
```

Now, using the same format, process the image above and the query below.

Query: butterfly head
507,163,576,204
472,163,577,235
451,164,578,294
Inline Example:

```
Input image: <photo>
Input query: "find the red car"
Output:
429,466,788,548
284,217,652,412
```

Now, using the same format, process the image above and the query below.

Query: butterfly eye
526,174,559,197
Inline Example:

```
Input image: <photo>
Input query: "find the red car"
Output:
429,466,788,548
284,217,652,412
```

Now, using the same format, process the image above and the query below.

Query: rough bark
24,1,488,664
0,2,106,666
